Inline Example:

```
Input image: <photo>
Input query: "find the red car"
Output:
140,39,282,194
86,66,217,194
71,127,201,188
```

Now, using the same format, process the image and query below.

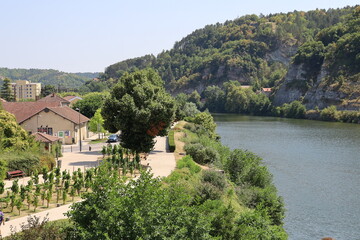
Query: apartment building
11,80,41,101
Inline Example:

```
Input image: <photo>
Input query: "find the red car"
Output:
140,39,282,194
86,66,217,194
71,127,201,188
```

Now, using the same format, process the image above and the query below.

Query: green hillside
100,6,356,96
0,68,99,90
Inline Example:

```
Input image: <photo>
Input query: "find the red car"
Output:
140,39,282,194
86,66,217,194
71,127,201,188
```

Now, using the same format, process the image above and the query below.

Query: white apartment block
11,80,41,101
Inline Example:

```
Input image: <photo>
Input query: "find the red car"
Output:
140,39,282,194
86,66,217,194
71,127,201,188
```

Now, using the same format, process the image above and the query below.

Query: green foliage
89,108,105,134
0,111,36,151
1,78,14,101
320,105,339,121
184,142,220,165
0,67,97,90
191,112,217,139
224,82,271,115
176,155,201,174
67,168,213,239
225,149,272,188
168,130,175,152
274,100,306,118
72,92,109,118
102,69,175,153
203,85,226,112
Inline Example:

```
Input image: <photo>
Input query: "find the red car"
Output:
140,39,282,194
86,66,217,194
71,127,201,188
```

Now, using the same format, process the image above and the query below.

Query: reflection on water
213,114,360,240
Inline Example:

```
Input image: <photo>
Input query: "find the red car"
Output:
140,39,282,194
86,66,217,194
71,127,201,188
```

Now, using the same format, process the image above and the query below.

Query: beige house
10,80,41,101
3,100,89,145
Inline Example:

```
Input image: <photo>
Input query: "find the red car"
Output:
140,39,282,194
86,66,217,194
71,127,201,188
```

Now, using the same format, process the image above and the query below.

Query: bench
7,170,25,180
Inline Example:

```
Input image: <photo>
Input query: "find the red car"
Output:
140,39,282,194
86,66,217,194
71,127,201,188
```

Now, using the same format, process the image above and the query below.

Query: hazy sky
0,0,358,73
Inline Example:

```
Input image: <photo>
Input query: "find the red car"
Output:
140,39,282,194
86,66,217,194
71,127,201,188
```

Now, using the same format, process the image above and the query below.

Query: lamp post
76,108,82,152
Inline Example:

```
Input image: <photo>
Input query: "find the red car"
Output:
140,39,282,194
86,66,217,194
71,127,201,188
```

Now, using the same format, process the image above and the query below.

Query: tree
102,69,175,153
0,78,14,101
67,166,213,239
192,112,217,139
89,108,105,139
203,86,226,113
41,85,57,97
72,92,109,118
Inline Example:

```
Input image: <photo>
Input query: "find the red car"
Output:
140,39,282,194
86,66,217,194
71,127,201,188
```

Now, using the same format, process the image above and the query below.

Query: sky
0,0,358,73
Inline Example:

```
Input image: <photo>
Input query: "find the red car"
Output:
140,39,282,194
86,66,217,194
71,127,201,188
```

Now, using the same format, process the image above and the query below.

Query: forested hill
100,5,359,110
0,68,99,89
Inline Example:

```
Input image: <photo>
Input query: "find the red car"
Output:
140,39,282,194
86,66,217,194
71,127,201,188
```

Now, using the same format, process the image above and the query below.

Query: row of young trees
0,143,143,217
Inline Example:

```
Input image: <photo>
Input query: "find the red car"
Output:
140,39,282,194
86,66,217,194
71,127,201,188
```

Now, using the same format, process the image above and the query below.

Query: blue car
107,134,119,143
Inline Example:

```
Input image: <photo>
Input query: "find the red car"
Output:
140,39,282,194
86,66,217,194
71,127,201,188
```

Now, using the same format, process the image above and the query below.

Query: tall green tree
102,69,175,153
89,108,105,139
72,92,109,118
0,78,14,101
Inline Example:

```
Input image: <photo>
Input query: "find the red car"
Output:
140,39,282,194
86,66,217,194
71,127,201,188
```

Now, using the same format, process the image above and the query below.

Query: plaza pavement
1,135,176,237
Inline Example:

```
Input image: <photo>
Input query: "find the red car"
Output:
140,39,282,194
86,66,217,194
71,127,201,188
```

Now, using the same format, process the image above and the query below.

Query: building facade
11,80,41,101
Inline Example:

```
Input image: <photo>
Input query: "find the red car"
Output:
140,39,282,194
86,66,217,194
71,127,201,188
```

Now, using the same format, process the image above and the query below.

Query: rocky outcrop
273,62,360,110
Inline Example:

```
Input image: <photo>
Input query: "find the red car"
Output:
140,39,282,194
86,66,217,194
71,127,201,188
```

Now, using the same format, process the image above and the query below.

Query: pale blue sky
0,0,358,73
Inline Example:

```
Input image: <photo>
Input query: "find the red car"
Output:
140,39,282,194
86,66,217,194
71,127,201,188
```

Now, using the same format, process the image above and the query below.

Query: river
213,114,360,240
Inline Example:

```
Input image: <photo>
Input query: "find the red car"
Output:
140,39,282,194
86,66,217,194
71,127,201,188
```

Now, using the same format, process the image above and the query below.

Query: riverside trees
102,69,175,153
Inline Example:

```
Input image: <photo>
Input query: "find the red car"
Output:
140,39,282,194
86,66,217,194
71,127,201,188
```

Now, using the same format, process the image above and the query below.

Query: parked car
107,134,119,143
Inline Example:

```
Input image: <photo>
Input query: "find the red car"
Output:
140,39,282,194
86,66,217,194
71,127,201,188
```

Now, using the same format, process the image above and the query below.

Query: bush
320,105,339,121
1,152,40,176
196,182,222,203
176,155,201,174
168,130,176,152
202,170,227,191
184,143,220,165
339,110,360,123
225,149,272,188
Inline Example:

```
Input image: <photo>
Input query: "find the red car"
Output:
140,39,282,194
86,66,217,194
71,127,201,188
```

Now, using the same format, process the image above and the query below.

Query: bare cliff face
273,63,360,110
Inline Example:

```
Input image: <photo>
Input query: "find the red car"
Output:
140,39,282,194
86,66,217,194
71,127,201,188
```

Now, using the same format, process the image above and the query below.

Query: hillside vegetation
100,7,354,90
99,6,359,112
0,68,99,90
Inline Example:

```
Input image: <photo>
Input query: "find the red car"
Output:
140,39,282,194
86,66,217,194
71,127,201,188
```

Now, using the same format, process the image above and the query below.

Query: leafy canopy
102,69,175,152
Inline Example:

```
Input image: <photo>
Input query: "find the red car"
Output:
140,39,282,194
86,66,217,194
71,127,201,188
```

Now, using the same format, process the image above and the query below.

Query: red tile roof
47,106,89,124
2,102,89,124
37,93,70,104
32,132,60,143
262,88,272,92
2,102,61,123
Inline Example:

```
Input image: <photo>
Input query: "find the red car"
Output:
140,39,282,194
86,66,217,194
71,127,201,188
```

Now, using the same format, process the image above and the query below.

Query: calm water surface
213,114,360,240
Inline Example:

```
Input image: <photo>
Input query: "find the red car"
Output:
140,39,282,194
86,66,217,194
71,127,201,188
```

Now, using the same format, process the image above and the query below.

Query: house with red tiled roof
261,88,272,96
3,101,89,145
37,93,70,106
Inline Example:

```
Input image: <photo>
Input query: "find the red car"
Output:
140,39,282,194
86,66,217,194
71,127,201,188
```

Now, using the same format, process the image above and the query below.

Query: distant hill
0,68,99,90
100,5,359,110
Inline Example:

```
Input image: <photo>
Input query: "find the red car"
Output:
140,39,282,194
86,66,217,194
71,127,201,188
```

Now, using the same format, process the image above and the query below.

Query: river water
213,114,360,240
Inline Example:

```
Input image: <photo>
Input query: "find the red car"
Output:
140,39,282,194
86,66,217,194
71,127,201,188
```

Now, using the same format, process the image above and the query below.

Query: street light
76,108,82,152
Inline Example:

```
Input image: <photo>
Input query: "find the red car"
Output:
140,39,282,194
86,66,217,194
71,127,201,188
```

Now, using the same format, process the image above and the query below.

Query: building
32,132,61,152
11,80,41,101
2,100,89,145
261,88,272,96
63,95,82,106
37,93,70,106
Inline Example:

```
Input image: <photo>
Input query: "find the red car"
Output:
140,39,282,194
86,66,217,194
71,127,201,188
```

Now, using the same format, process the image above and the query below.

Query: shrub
202,170,227,191
339,110,360,123
39,153,56,171
225,149,271,188
184,143,220,165
168,130,176,152
196,182,222,203
1,152,40,176
320,105,339,121
176,155,201,174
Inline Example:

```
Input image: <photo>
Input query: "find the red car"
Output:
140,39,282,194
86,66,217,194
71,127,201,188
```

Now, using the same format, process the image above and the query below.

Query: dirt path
1,135,175,237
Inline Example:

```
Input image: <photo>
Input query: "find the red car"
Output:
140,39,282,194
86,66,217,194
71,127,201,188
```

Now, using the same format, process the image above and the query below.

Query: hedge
168,130,175,152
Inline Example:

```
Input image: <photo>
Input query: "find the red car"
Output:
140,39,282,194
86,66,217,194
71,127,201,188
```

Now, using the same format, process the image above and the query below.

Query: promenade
1,135,176,237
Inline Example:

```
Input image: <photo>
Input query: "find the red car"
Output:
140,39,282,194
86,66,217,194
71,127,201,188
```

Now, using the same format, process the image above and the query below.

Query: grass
88,138,107,144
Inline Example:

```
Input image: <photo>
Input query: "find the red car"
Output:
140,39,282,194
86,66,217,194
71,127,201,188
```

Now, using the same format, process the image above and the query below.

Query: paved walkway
1,135,176,237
